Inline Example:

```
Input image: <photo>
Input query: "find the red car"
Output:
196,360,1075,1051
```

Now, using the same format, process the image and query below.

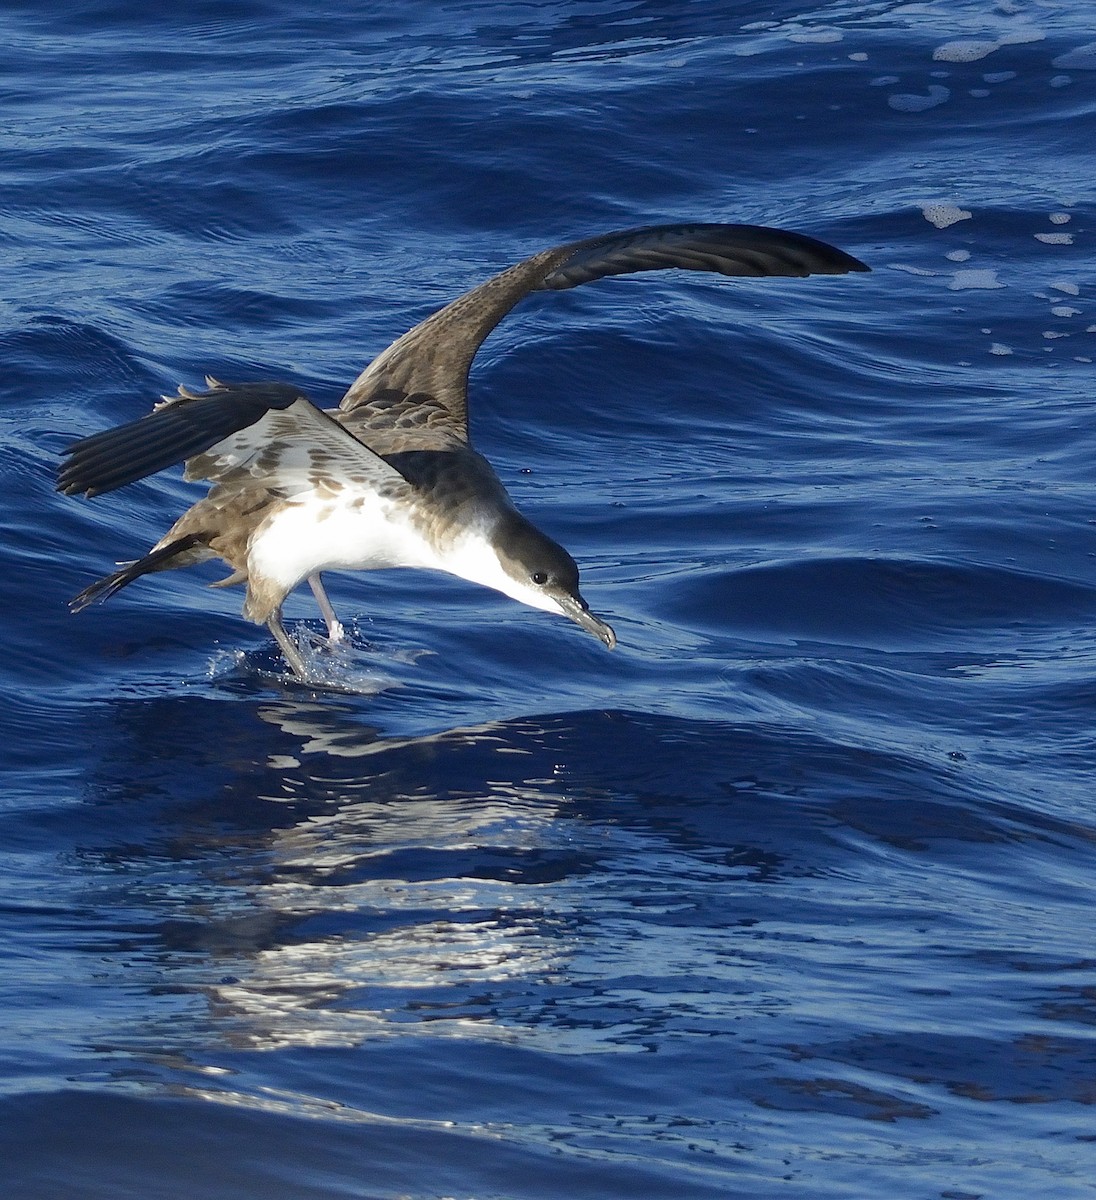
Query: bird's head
454,511,616,648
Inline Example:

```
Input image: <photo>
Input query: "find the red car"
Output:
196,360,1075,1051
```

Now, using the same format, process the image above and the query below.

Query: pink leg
308,573,345,643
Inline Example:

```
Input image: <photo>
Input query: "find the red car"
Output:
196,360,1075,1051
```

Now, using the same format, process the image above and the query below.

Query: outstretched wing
338,222,869,449
57,223,868,497
57,379,405,499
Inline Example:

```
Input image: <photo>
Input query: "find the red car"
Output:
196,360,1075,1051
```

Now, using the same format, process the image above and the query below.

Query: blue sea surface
3,2,1096,1197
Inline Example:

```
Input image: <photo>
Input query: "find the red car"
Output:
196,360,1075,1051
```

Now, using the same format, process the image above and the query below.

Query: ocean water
3,1,1096,1196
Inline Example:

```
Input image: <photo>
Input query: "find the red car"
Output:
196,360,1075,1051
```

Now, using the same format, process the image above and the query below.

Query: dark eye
531,571,548,586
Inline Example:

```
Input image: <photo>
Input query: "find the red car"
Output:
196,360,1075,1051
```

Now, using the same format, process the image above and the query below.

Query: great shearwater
58,222,868,678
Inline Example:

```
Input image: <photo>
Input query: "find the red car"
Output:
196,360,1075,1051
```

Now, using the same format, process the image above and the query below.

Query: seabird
57,222,868,679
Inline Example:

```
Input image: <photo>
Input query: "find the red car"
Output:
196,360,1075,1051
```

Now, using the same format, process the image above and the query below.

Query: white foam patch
989,343,1013,355
1052,280,1080,295
1035,232,1074,244
1043,331,1067,339
922,203,972,229
849,52,868,62
1052,42,1096,70
1050,75,1072,88
1001,29,1044,46
933,40,999,63
1052,306,1081,317
949,269,1004,290
788,27,842,44
946,249,971,261
1050,212,1072,224
889,85,950,112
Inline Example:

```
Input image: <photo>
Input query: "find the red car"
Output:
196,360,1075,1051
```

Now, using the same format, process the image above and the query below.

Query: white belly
247,492,437,590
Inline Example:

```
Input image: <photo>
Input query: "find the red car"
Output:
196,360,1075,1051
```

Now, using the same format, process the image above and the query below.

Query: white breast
247,492,436,591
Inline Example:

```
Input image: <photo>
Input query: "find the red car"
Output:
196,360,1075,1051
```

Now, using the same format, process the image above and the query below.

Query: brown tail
70,533,208,612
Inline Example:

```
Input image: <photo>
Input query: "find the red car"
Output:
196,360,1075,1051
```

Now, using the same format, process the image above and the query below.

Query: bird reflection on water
80,694,604,1056
203,703,589,1051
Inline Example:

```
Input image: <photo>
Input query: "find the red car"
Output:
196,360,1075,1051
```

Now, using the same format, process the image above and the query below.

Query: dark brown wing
58,380,307,497
337,222,869,448
538,223,868,289
57,379,403,499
